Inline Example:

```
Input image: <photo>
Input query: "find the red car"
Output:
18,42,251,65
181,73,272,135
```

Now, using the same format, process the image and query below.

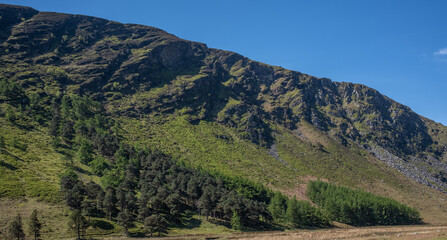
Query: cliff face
1,4,447,192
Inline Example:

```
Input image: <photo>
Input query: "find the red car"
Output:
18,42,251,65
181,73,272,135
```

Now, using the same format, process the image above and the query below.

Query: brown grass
95,225,447,240
0,198,70,240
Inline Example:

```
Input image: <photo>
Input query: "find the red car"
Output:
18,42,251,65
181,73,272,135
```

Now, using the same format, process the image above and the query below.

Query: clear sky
2,0,447,125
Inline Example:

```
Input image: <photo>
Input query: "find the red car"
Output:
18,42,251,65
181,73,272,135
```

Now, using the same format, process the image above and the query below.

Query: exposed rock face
1,4,447,192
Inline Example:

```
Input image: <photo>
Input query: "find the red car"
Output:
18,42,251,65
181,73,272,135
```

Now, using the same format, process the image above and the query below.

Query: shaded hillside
1,4,447,235
1,4,446,192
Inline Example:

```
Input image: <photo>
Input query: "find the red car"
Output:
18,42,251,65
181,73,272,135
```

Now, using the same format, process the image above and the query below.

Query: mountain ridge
1,3,447,190
1,5,447,236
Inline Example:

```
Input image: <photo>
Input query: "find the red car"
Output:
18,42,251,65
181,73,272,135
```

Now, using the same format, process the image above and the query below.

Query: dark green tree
50,99,61,137
230,210,242,231
103,188,117,220
77,139,93,164
0,135,5,148
68,210,88,240
144,214,167,237
125,191,137,213
28,209,42,240
198,187,213,219
88,156,108,176
81,199,95,221
61,120,74,141
60,171,85,210
268,192,287,222
286,197,302,227
7,214,25,240
6,105,16,122
116,210,133,237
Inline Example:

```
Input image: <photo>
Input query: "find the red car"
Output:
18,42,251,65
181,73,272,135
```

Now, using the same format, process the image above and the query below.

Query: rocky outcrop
1,4,447,193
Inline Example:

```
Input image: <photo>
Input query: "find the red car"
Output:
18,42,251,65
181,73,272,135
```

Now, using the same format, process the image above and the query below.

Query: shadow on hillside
73,165,92,175
0,160,17,170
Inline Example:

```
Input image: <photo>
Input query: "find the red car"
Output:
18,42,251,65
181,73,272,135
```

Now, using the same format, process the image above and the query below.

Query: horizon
1,0,446,125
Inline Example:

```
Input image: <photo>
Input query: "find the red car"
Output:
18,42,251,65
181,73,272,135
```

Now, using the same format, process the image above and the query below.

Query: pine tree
61,120,74,141
198,188,213,219
28,209,42,240
49,99,61,137
103,188,117,220
68,210,88,240
77,139,93,164
6,105,16,122
8,214,25,240
116,210,133,237
0,134,5,149
81,199,95,221
230,210,242,231
144,214,167,237
286,197,302,228
268,192,287,222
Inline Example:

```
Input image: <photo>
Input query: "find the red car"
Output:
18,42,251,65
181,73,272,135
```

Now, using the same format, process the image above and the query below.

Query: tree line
6,210,42,240
2,84,423,238
48,94,330,238
306,180,422,226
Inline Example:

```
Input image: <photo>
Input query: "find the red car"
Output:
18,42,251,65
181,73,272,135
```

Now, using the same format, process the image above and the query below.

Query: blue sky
2,0,447,125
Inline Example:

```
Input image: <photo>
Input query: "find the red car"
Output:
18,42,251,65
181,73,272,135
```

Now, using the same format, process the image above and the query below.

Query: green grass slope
118,116,447,225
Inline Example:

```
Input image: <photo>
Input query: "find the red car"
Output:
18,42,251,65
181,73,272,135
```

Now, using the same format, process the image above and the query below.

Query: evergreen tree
268,192,287,222
230,210,242,231
96,190,105,215
0,134,5,149
60,95,71,119
28,209,42,240
68,210,88,240
125,191,137,213
6,105,16,122
7,214,25,240
116,210,133,237
198,187,213,219
60,171,85,210
61,120,74,141
77,139,93,164
116,187,127,210
50,99,61,137
103,188,117,220
81,199,95,221
144,214,167,237
165,193,182,223
286,197,302,228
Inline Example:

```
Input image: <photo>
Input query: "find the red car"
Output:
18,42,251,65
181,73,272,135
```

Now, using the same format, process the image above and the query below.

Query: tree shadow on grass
0,160,17,170
90,219,114,230
73,165,92,176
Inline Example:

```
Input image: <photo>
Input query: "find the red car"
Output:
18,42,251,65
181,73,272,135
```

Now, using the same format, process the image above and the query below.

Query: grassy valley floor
100,225,447,240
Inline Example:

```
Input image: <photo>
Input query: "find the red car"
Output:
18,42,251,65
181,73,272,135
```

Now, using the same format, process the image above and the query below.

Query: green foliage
116,210,133,236
0,79,25,100
306,181,422,226
6,105,16,122
28,209,42,240
230,210,242,231
268,192,287,222
68,210,88,240
88,156,109,176
7,214,25,240
144,214,167,237
76,139,93,164
286,197,329,228
0,134,5,148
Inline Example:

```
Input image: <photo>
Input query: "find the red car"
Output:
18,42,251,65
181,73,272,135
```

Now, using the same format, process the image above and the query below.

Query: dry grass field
100,225,447,240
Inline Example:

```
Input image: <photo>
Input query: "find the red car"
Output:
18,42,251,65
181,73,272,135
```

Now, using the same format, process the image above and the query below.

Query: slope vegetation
1,4,447,238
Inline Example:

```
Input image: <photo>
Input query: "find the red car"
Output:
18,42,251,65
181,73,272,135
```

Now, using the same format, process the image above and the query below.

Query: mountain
1,4,447,238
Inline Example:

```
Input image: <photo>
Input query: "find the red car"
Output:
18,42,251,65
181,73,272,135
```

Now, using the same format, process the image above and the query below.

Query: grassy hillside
118,116,447,225
1,4,447,239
